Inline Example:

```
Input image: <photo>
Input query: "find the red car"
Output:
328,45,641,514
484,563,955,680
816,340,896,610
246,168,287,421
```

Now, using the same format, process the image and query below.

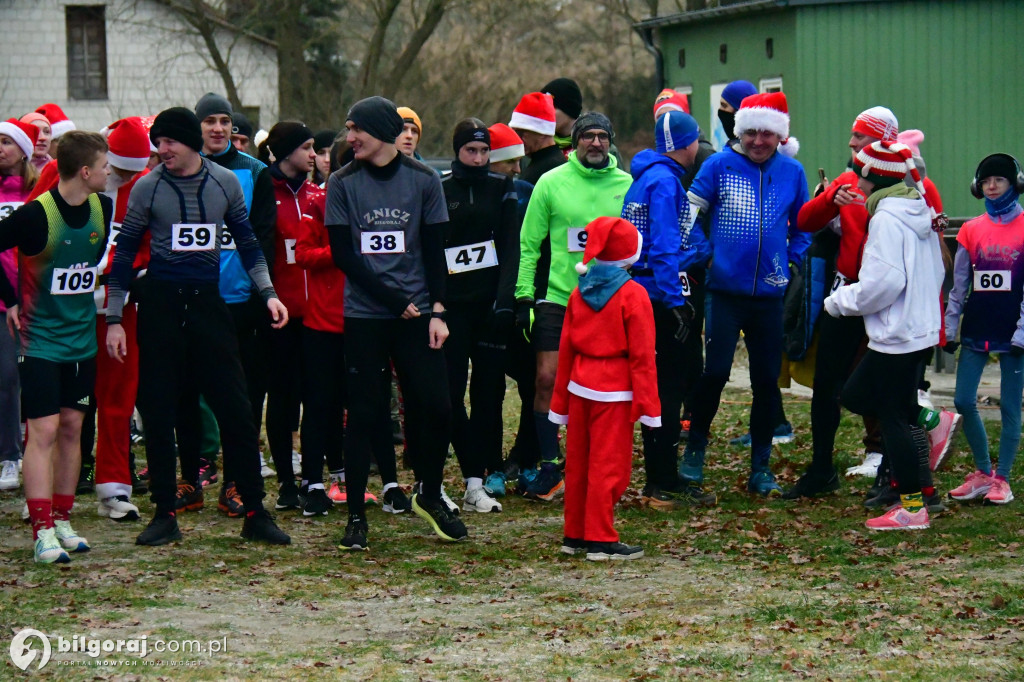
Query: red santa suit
548,217,660,545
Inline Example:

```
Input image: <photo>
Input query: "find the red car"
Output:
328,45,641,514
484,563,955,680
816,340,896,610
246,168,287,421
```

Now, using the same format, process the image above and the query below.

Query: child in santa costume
548,216,660,561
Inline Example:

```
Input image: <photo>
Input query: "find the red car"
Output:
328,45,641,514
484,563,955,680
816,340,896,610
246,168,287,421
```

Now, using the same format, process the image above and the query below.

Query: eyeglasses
580,131,610,144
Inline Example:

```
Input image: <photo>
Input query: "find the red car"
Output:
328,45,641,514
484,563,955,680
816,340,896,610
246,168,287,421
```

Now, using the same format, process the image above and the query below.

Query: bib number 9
974,270,1011,292
567,227,587,253
172,223,217,251
360,230,405,254
51,267,97,295
679,271,691,297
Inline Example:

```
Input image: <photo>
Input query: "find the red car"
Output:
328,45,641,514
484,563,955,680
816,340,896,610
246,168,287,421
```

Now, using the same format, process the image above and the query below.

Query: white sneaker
845,452,883,478
463,485,502,513
21,502,29,521
440,486,460,516
34,527,71,563
0,460,19,490
917,389,934,410
291,450,302,476
54,520,90,552
97,495,140,522
259,451,275,478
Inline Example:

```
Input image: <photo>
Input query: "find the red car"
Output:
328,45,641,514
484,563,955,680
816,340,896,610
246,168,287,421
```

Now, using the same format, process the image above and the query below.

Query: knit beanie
267,121,314,162
150,107,204,152
509,93,557,136
575,216,642,274
851,106,898,144
35,103,75,138
571,111,614,148
103,117,151,172
853,141,925,192
20,112,50,131
313,129,338,151
541,78,583,119
653,89,690,120
397,107,422,137
0,119,39,159
655,111,699,154
486,124,525,162
347,96,404,143
721,81,757,110
734,92,799,158
452,126,490,156
976,153,1018,186
896,129,923,158
195,92,233,121
231,112,253,139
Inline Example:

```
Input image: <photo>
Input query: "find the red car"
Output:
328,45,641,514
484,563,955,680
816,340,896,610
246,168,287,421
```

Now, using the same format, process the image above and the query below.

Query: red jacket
271,174,325,319
293,193,343,334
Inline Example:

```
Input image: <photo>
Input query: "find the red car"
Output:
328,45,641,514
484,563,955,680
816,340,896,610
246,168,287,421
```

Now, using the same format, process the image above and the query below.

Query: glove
515,299,533,336
942,341,959,355
670,302,695,344
492,309,515,336
823,295,841,318
1010,345,1024,357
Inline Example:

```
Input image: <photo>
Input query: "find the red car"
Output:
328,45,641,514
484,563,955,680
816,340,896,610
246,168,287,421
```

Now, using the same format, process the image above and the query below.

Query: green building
635,0,1022,218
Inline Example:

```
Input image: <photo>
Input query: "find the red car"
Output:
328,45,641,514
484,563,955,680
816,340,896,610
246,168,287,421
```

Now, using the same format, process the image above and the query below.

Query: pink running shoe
949,470,994,501
327,481,346,504
865,505,930,531
983,478,1014,505
928,411,961,471
364,490,378,505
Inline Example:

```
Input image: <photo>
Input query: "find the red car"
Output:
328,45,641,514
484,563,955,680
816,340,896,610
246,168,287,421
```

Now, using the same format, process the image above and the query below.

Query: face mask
718,110,735,139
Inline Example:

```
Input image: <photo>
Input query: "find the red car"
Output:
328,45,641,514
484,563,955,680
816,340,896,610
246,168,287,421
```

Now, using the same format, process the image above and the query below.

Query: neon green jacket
516,151,632,306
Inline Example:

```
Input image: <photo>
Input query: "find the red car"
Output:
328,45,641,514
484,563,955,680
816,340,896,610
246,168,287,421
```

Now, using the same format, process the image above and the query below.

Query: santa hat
575,216,643,275
138,115,159,153
35,103,75,138
0,118,39,159
896,129,924,158
102,117,152,172
734,92,799,158
852,106,899,144
653,89,690,120
487,123,525,162
509,92,556,137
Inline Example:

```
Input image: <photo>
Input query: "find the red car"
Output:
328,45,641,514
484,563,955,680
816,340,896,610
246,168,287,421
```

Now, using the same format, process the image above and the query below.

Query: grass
2,382,1024,681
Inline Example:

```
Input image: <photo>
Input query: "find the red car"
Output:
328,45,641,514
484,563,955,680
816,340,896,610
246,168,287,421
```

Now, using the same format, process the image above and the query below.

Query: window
759,77,783,93
678,48,686,68
66,6,108,100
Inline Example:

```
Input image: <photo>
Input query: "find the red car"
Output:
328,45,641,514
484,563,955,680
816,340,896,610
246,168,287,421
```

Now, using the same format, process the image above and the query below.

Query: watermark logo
10,629,51,671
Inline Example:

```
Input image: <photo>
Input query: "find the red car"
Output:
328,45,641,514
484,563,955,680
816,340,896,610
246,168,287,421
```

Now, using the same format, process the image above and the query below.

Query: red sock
27,498,53,541
53,494,75,522
921,486,935,498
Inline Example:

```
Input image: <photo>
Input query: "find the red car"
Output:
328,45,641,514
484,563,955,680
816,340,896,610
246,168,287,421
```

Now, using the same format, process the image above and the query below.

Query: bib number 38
360,230,405,254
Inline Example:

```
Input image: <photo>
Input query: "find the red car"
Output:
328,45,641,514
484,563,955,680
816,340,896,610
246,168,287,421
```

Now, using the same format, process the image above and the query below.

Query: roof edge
633,0,892,30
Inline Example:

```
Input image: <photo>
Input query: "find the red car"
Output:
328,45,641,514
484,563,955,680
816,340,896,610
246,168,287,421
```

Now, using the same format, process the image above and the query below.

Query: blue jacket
622,149,710,308
687,145,811,298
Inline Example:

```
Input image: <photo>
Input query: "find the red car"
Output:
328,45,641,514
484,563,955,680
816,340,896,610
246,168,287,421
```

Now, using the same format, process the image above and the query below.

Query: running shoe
674,481,718,507
130,423,145,445
924,492,948,514
175,481,204,512
135,512,182,546
131,468,148,495
0,460,19,490
198,463,219,488
97,495,140,522
259,451,275,478
412,493,468,542
34,527,71,564
729,422,795,447
54,520,90,552
483,472,507,498
218,483,244,517
339,515,369,551
76,463,95,495
586,541,644,561
327,481,346,504
303,486,332,517
928,411,961,472
364,489,379,505
747,470,783,497
516,467,538,494
865,505,930,531
240,509,291,544
561,537,587,556
864,485,900,509
275,482,301,511
845,451,883,478
949,470,994,501
463,486,502,513
382,486,411,514
679,417,691,442
781,468,840,499
523,464,563,502
678,446,706,484
983,478,1014,505
291,450,302,478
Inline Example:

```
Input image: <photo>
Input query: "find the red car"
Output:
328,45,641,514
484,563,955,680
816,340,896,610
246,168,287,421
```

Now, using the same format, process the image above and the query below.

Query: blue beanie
655,111,699,154
721,80,757,110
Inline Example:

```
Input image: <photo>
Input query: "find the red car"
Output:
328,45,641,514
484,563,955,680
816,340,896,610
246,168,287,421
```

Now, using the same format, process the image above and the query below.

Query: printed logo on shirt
89,231,100,245
763,254,789,288
362,207,412,227
982,244,1021,263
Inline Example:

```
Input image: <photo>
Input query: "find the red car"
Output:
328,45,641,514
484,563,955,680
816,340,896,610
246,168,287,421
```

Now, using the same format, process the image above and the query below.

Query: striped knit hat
852,106,898,143
853,141,923,192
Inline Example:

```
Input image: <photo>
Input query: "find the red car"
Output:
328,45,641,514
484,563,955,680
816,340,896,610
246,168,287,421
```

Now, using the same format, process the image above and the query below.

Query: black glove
515,299,533,335
942,341,959,355
492,309,515,336
670,302,695,344
1010,345,1024,357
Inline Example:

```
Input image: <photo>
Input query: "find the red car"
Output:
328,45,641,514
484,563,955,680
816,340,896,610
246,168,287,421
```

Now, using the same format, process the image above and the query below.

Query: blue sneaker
484,472,506,498
517,467,538,493
524,464,564,502
748,470,782,497
678,447,705,484
729,422,795,447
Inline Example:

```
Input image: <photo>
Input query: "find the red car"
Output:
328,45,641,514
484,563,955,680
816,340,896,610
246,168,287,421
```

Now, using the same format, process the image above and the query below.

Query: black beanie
268,121,314,162
231,112,253,139
541,78,583,119
452,126,490,156
195,92,233,121
150,107,203,152
346,96,404,143
976,154,1019,185
313,129,338,151
571,111,614,148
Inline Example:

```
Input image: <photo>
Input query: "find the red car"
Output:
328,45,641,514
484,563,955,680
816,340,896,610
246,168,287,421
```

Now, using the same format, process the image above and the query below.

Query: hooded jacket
270,167,324,319
824,185,943,354
516,152,632,307
621,149,710,308
293,193,342,334
0,175,31,313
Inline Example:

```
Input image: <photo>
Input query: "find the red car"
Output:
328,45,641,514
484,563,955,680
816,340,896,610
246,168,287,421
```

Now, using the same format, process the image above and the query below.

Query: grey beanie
195,92,233,121
571,111,614,148
346,96,404,144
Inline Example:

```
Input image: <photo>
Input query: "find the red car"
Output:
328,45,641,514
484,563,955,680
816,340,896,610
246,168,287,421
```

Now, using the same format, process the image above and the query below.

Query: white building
1,0,279,131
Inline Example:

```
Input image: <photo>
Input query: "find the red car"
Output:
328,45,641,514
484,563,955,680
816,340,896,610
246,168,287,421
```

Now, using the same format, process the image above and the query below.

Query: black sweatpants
504,328,539,469
642,302,693,488
809,312,869,472
344,316,451,516
136,282,265,514
444,302,508,480
300,326,346,485
266,319,304,482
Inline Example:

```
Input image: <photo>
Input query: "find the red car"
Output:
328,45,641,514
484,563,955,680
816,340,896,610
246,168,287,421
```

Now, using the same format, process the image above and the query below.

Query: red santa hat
102,117,152,172
0,118,40,160
487,123,525,162
35,103,76,139
575,216,643,275
652,88,690,119
509,92,556,137
734,92,799,158
138,115,160,152
852,106,899,144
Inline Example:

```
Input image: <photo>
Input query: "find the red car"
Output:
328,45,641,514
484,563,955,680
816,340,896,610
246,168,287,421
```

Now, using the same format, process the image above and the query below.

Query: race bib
172,223,217,251
974,270,1011,292
678,271,691,297
0,201,22,220
51,267,97,295
360,230,405,254
285,239,297,264
445,240,498,274
567,227,587,253
831,272,850,294
219,228,236,250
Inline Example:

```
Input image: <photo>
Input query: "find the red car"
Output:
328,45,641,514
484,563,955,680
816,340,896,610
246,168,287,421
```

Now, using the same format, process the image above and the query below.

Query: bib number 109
51,267,96,295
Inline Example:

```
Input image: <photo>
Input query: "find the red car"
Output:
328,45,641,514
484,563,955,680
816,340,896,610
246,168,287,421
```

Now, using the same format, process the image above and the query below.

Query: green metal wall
658,0,1024,218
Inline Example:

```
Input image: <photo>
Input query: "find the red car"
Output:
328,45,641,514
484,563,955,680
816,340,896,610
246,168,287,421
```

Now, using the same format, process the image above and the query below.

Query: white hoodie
823,185,943,354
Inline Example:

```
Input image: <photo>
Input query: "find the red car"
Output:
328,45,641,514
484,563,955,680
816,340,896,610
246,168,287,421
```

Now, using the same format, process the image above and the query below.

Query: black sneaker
302,486,332,517
561,537,587,555
924,492,948,514
641,485,682,511
174,481,204,512
781,468,840,500
867,466,891,500
136,512,182,546
412,493,468,542
198,461,219,488
76,463,95,495
275,482,301,511
674,481,718,507
241,509,291,544
339,515,369,551
130,423,145,445
131,468,148,495
381,486,411,514
864,485,900,509
586,541,644,561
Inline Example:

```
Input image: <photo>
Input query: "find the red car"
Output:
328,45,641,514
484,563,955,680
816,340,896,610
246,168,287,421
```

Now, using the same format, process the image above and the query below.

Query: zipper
753,167,763,296
291,189,308,301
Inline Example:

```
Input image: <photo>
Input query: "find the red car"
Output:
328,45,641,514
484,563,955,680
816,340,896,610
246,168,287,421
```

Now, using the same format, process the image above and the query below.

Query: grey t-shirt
325,155,448,319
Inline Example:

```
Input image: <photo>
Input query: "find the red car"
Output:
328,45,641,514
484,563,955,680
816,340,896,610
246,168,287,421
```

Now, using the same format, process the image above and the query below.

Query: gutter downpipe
634,25,664,91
